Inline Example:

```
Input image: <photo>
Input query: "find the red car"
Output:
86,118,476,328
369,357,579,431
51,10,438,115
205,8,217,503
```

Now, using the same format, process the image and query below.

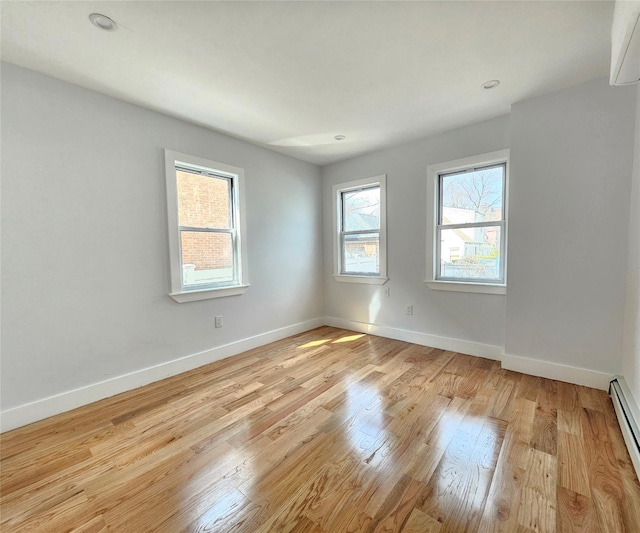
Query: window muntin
340,185,381,275
436,163,506,283
165,150,248,301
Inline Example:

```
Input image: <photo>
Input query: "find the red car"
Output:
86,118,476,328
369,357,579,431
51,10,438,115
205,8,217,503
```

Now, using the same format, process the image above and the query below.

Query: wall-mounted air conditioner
611,0,640,85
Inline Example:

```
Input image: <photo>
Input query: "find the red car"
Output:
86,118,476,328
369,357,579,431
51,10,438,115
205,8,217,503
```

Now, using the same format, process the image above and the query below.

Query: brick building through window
177,170,234,284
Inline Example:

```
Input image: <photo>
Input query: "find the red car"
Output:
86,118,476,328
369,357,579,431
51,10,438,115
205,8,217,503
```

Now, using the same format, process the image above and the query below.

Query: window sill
424,280,506,295
333,275,388,285
170,284,250,303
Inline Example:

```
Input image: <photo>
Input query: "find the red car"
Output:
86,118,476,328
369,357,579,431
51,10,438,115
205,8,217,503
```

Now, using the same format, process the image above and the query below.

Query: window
426,150,509,294
332,175,387,284
165,150,248,302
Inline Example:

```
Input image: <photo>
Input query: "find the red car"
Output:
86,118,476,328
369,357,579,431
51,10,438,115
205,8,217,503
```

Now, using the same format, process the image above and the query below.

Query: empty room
1,1,640,532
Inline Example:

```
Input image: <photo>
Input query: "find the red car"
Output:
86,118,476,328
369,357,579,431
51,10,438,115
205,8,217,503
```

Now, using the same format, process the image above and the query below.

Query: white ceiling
1,1,613,165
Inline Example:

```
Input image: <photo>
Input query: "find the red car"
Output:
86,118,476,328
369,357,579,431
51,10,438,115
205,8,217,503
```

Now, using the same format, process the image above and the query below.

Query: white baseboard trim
326,317,614,391
323,316,504,360
2,315,617,433
609,377,640,480
502,353,613,390
0,318,325,433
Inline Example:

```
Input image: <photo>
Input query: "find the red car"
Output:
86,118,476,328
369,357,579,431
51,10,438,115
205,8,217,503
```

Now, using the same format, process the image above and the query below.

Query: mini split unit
611,0,640,85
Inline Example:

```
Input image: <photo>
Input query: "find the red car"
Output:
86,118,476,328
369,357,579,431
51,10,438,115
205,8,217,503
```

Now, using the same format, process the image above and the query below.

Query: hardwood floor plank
367,474,424,533
591,488,624,533
402,508,442,532
556,486,602,533
69,514,109,533
476,434,525,533
2,490,95,533
558,431,591,498
557,409,582,437
530,405,557,456
517,485,556,533
2,327,639,532
417,416,506,532
289,516,325,533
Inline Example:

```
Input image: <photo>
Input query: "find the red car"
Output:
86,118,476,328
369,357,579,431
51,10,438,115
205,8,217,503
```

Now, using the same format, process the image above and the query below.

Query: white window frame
332,175,388,285
425,149,509,295
165,150,249,302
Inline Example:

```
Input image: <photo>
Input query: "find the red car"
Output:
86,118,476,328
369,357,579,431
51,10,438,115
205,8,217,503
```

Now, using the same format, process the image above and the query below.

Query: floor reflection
297,339,330,349
344,380,391,464
426,414,506,522
332,334,365,344
297,333,365,349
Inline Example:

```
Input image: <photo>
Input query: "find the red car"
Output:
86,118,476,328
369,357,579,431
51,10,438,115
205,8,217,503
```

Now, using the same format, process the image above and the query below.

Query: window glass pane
439,226,501,280
342,233,380,274
181,231,234,286
440,165,503,225
176,170,231,229
343,186,380,232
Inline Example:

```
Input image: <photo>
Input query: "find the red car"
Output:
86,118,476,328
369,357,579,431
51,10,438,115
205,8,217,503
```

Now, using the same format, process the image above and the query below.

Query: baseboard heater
609,378,640,480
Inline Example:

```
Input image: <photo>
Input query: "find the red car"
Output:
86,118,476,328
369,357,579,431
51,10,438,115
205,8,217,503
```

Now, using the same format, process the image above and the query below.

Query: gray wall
3,62,638,419
321,77,637,378
505,78,637,374
1,63,324,409
322,116,510,348
622,85,640,406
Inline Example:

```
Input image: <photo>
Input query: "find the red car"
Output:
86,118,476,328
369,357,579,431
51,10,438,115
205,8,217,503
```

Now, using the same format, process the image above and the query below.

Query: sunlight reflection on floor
332,334,365,344
297,339,331,349
297,334,366,349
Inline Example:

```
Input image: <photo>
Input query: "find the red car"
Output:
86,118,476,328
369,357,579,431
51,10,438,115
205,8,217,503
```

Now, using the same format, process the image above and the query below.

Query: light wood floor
2,327,639,532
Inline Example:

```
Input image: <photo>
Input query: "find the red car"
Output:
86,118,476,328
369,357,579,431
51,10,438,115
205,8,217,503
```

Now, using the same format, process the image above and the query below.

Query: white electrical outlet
384,287,391,297
215,315,223,328
406,305,413,316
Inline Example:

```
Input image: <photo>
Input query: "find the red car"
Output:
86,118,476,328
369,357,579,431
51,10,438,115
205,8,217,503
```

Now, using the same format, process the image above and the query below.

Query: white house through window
426,150,509,293
437,163,506,282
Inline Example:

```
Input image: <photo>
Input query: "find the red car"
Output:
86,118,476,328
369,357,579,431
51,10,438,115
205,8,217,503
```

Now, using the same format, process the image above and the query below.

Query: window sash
175,165,240,290
435,222,505,283
178,228,239,289
340,229,379,236
436,162,507,284
339,185,381,275
340,230,380,276
340,186,381,233
332,176,387,283
437,162,506,226
176,164,235,181
178,226,234,234
176,166,235,230
166,149,249,301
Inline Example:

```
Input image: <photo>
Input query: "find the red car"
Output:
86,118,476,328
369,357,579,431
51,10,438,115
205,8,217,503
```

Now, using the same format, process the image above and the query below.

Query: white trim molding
164,149,250,302
324,316,504,360
425,280,505,295
502,353,613,390
326,317,613,390
170,284,250,303
3,315,620,433
332,174,387,283
333,275,388,285
426,149,510,292
0,318,324,433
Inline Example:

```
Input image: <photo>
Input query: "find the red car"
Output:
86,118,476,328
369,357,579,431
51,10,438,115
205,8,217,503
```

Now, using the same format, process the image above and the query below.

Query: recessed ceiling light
482,80,500,90
334,135,346,141
89,13,117,31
